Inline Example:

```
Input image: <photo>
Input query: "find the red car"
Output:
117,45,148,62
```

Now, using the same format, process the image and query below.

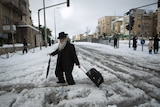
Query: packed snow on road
0,40,160,107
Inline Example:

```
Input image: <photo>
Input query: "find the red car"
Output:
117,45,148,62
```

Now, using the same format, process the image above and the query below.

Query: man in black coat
153,34,159,54
113,36,118,48
23,38,28,54
49,32,80,85
133,36,137,50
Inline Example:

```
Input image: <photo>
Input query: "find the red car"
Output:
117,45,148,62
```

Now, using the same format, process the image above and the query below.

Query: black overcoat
133,36,137,48
154,37,159,49
51,41,80,77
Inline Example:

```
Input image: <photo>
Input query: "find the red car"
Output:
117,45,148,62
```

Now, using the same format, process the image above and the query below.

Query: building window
21,16,23,21
138,24,141,28
3,16,10,25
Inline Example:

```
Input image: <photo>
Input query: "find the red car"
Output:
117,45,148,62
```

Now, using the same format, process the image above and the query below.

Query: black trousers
55,64,75,85
154,48,159,54
23,47,28,54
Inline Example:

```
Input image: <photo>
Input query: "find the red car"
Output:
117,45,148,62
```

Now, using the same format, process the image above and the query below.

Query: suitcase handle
80,66,87,74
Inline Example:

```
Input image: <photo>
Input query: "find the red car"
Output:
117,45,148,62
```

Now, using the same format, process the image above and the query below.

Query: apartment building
111,18,123,34
131,9,157,37
109,9,157,38
74,34,83,40
98,16,122,37
0,0,41,48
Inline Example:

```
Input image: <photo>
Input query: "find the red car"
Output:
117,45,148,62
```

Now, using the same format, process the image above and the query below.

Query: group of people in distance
113,34,159,54
132,34,159,54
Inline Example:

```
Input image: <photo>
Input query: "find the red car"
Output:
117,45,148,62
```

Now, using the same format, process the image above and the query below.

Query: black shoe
56,81,65,83
68,82,76,85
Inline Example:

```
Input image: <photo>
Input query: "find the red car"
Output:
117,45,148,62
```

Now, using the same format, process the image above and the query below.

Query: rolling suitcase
82,67,104,87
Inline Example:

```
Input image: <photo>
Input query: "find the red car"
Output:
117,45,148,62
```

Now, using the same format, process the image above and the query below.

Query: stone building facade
131,9,157,37
0,0,42,55
98,16,122,37
99,9,158,38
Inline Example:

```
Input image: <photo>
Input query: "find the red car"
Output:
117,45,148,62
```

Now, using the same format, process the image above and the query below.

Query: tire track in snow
76,45,160,105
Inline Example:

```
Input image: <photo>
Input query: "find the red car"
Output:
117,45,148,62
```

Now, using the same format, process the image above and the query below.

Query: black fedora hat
57,32,68,39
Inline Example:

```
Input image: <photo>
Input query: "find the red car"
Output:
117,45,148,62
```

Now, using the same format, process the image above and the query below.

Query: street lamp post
11,25,15,52
38,0,70,47
38,10,41,30
38,9,42,50
54,9,57,40
43,0,47,47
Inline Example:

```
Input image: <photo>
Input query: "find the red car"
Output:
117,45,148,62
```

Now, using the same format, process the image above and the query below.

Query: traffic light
130,16,135,28
126,25,129,30
67,0,70,7
126,24,133,30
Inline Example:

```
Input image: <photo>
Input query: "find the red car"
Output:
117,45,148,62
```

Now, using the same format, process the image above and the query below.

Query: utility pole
54,9,57,40
158,0,160,34
38,9,42,50
38,0,70,47
43,0,47,47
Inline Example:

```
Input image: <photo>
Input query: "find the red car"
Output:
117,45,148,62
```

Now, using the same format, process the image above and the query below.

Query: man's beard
58,38,67,51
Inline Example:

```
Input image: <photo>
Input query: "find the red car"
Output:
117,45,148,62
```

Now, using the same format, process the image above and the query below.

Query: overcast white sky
29,0,157,39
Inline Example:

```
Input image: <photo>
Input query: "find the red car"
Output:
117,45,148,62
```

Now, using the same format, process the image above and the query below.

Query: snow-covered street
0,40,160,107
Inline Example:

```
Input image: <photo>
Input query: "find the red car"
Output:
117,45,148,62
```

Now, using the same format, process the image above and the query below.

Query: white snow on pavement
0,40,160,107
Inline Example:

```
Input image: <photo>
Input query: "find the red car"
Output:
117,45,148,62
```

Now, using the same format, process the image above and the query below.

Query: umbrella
46,56,51,78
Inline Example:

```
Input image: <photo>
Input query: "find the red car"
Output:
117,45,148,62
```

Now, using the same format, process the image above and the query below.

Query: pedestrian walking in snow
23,38,28,54
148,37,153,54
49,32,80,85
153,34,159,54
132,36,137,50
114,36,118,48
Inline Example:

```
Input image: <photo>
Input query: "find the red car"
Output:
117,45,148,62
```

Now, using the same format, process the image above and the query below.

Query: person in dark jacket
23,38,28,54
153,34,159,54
113,36,118,48
132,36,137,50
49,32,80,85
